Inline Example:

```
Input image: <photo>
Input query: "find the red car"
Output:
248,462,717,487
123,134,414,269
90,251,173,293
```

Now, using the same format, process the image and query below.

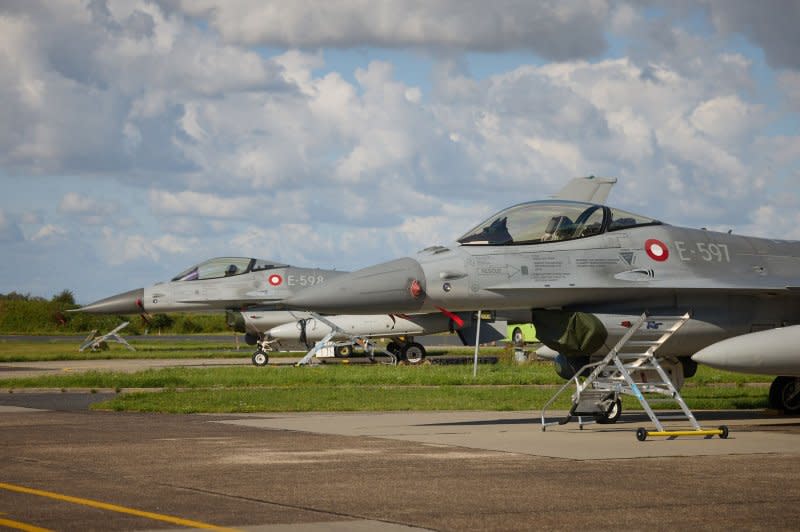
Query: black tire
251,350,269,367
636,427,648,441
718,425,729,439
512,327,524,346
334,345,352,358
401,342,426,364
595,398,622,424
769,376,800,413
386,342,401,355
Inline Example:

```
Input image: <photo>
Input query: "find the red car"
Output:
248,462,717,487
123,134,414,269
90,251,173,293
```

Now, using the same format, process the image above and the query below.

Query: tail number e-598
674,241,730,262
287,275,325,286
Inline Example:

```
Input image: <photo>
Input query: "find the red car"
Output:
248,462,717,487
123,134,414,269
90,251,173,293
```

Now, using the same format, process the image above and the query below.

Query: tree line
0,291,230,335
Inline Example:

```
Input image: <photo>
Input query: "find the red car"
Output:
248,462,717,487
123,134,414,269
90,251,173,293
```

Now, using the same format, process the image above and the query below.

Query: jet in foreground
283,195,800,412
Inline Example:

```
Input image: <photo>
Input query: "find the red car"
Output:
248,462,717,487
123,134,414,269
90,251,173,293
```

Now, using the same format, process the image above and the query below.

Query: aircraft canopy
171,257,288,281
458,200,660,246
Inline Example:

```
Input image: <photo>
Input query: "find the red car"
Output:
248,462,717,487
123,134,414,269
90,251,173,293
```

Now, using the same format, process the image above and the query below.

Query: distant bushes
0,292,229,334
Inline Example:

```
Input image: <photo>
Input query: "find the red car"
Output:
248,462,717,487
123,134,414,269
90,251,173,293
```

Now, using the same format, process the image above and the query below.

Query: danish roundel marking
645,239,669,262
268,274,283,286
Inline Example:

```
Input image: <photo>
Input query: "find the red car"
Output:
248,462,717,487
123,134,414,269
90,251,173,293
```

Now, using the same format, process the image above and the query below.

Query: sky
1,0,799,304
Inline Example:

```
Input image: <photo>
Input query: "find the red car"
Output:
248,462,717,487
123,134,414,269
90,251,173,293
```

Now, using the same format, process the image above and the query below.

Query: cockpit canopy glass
171,257,287,281
457,200,660,246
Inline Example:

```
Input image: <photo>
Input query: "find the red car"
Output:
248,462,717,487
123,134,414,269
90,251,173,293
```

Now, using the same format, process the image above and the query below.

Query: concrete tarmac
2,392,800,531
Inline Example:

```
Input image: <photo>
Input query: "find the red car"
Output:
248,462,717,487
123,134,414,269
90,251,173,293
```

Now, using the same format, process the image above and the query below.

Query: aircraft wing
553,176,617,203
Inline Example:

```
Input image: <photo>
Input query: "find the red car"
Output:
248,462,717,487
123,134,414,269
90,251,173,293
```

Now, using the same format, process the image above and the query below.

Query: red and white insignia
645,239,669,262
268,274,283,286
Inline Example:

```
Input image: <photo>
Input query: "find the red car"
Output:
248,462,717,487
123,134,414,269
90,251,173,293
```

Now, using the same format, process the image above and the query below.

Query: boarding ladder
541,312,728,440
296,313,397,366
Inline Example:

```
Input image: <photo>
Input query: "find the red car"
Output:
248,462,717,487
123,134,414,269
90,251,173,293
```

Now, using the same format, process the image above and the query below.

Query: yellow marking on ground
0,482,238,531
0,515,53,532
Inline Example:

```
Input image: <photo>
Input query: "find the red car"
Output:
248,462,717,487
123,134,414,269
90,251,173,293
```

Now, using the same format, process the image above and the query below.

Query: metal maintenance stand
295,313,397,366
541,312,728,441
79,321,135,352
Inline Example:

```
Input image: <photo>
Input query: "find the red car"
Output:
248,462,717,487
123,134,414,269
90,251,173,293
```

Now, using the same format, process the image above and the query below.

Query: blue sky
1,0,799,303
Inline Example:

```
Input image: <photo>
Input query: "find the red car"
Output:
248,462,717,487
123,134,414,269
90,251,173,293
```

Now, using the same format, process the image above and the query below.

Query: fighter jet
77,256,346,318
282,190,800,412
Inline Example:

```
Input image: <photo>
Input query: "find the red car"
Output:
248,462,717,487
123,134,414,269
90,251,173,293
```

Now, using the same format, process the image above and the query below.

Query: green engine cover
532,310,608,356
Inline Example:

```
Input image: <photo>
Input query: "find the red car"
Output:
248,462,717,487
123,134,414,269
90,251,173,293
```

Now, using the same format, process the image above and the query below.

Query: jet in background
282,188,800,412
77,255,346,319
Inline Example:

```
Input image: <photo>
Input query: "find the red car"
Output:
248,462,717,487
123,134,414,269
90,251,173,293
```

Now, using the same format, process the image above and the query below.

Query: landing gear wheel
718,425,729,439
512,327,524,346
334,345,352,358
636,427,648,441
769,376,800,413
595,398,622,424
251,350,269,367
401,342,426,364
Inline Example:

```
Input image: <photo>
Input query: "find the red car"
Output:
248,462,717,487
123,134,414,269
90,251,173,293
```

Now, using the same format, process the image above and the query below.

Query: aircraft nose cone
284,257,427,314
76,288,145,314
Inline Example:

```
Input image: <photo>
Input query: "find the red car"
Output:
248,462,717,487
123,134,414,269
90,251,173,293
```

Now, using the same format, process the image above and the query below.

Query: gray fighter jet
78,256,346,315
283,192,800,412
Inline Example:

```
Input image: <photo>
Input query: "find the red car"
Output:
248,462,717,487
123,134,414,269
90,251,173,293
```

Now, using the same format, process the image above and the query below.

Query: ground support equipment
541,312,729,440
295,313,397,366
79,322,135,352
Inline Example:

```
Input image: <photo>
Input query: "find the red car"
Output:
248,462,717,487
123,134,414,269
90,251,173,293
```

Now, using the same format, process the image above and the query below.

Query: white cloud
175,0,611,60
98,227,198,265
689,95,764,145
148,189,257,218
0,0,799,301
31,224,67,241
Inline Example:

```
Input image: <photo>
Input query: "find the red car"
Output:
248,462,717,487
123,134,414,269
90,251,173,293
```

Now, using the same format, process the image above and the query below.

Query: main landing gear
386,340,427,364
769,376,800,414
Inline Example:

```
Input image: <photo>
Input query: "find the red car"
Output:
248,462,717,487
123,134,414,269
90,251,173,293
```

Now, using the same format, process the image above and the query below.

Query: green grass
95,383,771,414
0,338,260,362
0,362,564,388
0,359,774,414
98,386,561,413
0,338,775,414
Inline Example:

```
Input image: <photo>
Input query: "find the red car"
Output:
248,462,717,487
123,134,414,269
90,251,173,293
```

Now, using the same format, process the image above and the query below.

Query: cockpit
171,257,287,282
457,200,661,246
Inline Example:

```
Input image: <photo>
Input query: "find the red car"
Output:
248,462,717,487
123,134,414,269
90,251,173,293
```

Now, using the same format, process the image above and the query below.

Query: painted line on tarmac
0,513,52,532
0,482,238,531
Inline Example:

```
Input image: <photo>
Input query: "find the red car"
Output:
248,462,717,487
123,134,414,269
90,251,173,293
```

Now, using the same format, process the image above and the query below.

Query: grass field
0,338,775,414
0,337,267,362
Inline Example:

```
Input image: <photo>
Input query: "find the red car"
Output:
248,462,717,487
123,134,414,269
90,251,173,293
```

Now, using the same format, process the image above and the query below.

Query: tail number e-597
674,241,730,262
